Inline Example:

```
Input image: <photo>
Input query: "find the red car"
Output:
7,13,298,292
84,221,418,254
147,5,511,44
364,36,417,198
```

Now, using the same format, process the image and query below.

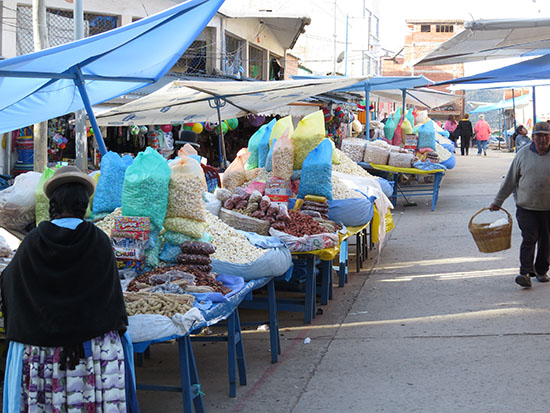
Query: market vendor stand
131,276,281,412
359,162,445,211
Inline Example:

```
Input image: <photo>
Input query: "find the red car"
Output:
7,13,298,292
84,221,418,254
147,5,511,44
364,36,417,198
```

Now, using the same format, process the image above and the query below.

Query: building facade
382,19,465,119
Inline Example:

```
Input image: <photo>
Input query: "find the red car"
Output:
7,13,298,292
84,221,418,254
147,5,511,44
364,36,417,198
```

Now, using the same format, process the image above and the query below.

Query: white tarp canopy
95,77,365,125
371,88,461,109
415,18,550,66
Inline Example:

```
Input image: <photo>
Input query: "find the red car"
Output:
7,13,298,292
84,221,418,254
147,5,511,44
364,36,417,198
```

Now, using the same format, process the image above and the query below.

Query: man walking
456,113,474,156
474,114,491,156
490,122,550,288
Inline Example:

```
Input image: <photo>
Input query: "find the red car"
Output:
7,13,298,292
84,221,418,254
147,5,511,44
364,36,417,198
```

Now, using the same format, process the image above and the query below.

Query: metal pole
532,86,537,126
512,89,517,131
333,0,337,75
32,0,48,173
216,105,227,169
345,14,349,76
402,89,406,117
365,84,370,140
73,69,108,156
74,0,88,171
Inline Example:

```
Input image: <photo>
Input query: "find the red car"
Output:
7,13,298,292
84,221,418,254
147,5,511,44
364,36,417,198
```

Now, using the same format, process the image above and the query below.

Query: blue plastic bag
265,138,277,172
418,121,436,151
93,151,131,214
376,177,394,199
159,242,182,263
440,153,456,170
328,195,375,227
298,139,333,200
257,118,277,168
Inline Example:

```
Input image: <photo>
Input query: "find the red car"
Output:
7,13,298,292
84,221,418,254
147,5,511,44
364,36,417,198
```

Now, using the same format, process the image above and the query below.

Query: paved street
136,148,550,412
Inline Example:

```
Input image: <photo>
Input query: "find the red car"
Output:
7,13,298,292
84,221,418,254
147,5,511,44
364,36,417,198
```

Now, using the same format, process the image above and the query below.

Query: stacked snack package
111,216,150,273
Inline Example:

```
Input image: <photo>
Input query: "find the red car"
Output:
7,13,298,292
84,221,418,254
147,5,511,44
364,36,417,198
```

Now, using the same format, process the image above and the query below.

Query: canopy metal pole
402,89,406,117
73,69,107,156
215,104,227,169
532,86,537,126
512,89,517,131
345,14,349,76
365,84,370,139
74,0,87,171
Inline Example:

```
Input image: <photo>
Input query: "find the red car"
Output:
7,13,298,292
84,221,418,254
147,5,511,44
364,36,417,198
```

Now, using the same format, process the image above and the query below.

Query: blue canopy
471,93,531,113
435,54,550,87
0,0,224,155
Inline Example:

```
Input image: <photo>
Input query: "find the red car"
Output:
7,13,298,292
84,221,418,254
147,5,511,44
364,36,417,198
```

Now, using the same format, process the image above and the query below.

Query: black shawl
1,221,127,347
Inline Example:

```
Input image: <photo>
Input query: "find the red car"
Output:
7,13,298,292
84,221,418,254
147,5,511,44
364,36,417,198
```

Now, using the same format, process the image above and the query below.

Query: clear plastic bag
272,129,294,180
122,147,171,232
222,148,250,192
166,155,207,222
35,167,56,226
164,217,206,239
0,171,41,230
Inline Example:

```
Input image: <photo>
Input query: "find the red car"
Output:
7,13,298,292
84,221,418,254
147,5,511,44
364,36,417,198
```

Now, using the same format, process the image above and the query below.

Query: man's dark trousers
516,205,550,276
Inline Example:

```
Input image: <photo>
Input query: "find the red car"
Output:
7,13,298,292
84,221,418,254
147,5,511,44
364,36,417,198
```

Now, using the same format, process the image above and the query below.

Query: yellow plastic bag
164,217,206,239
222,148,250,192
270,116,294,146
291,111,338,169
166,155,207,222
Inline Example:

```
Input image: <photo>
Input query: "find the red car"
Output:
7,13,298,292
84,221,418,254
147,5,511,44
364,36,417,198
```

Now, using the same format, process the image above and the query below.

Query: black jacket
1,221,127,347
457,119,474,139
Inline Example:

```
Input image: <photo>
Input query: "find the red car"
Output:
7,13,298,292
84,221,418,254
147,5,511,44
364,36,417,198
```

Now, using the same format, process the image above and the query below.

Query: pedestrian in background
456,113,474,156
512,125,531,152
490,122,550,288
444,114,458,146
474,114,491,156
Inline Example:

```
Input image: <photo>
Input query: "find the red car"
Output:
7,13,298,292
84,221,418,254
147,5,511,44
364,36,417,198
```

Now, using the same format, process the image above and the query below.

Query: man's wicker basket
468,208,512,253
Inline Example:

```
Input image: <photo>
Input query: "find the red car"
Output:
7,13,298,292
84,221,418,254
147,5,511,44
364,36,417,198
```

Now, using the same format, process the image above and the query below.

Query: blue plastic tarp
0,0,224,136
292,75,432,92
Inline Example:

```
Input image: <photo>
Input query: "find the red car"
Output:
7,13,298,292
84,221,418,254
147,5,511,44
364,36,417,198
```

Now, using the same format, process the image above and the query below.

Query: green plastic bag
245,126,266,170
405,108,415,127
35,167,55,226
122,147,171,232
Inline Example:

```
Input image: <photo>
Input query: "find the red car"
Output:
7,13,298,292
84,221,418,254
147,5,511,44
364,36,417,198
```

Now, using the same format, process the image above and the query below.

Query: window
172,40,207,74
436,25,454,33
225,34,244,76
420,25,431,32
16,6,118,55
269,56,283,80
248,45,265,80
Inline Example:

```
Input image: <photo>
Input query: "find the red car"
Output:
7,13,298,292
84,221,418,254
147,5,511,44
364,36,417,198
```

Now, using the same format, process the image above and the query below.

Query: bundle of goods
426,152,440,164
364,140,390,165
111,216,150,273
218,187,291,234
269,209,339,252
223,148,250,191
271,129,294,180
297,139,333,200
205,211,268,264
123,292,195,317
299,196,329,220
388,151,415,168
0,171,41,231
341,138,367,162
92,151,132,215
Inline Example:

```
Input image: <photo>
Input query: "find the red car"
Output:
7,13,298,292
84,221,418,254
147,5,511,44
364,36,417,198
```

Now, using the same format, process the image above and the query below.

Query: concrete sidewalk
136,149,550,412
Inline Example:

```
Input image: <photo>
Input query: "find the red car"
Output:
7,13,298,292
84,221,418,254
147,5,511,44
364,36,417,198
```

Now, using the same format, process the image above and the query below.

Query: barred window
249,45,265,80
436,25,454,33
16,6,118,56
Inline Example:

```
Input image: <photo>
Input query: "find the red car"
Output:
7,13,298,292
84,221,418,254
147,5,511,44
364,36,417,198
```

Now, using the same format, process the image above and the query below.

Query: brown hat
533,122,550,135
43,166,96,199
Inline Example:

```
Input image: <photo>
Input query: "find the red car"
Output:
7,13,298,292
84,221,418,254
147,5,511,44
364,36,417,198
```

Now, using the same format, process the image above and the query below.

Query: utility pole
74,0,88,172
32,0,48,173
333,0,337,75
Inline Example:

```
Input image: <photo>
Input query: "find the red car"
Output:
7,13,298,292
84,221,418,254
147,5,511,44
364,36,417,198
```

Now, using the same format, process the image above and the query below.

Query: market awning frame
0,0,225,157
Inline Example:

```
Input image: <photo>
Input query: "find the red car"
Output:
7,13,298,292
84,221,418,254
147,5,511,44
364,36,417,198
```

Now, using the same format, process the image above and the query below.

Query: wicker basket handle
469,207,512,229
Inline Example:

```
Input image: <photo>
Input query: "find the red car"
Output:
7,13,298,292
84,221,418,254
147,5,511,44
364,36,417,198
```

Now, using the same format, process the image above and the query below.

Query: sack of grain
364,145,390,165
388,152,414,168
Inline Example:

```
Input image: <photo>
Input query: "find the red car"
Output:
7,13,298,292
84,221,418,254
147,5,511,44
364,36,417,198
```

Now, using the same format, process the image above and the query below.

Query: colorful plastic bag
418,120,437,152
246,125,266,170
401,118,413,136
291,111,327,170
122,147,171,232
270,115,294,146
265,138,277,172
222,148,250,192
166,155,207,222
392,116,404,146
93,151,130,214
298,139,333,200
272,129,294,180
257,118,277,168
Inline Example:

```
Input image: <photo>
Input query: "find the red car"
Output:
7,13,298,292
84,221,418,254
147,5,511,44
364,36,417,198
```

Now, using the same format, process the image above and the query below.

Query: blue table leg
267,279,280,363
355,231,362,273
337,239,348,288
304,255,315,324
178,336,204,413
431,172,443,211
227,312,237,397
392,172,399,207
321,259,331,305
234,311,247,387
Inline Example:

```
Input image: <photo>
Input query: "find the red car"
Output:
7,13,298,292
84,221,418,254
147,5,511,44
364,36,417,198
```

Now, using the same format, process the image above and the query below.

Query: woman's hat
43,166,96,199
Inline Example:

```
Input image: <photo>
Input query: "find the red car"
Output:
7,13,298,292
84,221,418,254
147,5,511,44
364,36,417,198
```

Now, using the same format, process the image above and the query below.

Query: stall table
359,162,445,211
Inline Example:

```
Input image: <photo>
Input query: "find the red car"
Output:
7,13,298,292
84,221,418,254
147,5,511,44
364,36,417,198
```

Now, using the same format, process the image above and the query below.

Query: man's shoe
515,274,532,287
536,273,550,282
483,150,487,156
